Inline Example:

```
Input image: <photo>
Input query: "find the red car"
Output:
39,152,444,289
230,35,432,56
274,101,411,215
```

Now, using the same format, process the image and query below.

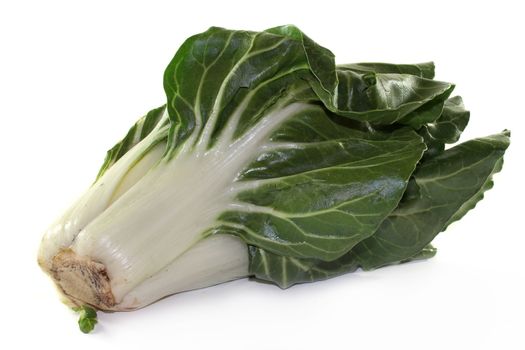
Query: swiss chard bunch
38,25,509,332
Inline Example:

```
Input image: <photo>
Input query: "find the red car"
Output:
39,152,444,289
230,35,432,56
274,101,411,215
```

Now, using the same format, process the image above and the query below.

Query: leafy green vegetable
38,25,509,330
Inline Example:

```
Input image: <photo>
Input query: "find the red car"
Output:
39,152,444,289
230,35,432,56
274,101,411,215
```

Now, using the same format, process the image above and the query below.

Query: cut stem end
51,249,115,310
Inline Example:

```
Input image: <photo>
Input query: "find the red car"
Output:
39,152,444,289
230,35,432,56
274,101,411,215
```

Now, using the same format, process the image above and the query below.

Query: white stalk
37,120,168,270
119,234,248,310
39,102,308,311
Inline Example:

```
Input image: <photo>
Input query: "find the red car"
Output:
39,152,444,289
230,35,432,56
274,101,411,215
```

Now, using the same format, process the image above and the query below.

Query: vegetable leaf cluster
97,25,509,289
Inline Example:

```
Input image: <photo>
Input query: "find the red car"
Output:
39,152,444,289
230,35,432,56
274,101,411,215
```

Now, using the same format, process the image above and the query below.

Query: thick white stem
72,103,308,300
41,102,309,310
38,124,167,271
118,234,248,310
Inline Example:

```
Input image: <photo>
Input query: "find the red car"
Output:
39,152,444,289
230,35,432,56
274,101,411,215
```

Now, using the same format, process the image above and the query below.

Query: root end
51,249,115,310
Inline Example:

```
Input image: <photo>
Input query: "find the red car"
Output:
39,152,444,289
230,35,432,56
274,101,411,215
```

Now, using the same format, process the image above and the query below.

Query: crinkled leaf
419,96,470,158
331,68,454,127
162,25,334,153
265,25,337,103
352,130,510,269
159,26,427,261
339,62,435,79
215,120,425,261
163,26,455,153
336,62,448,128
249,131,509,286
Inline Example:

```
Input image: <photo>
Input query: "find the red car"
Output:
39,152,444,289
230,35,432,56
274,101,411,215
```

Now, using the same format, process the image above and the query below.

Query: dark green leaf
331,69,454,127
162,26,325,153
339,62,435,79
213,107,425,261
352,130,510,269
419,96,470,158
162,26,456,157
248,131,509,286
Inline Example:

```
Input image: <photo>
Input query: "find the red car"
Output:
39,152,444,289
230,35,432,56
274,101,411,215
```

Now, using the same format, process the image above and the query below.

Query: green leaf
162,26,455,157
216,122,425,261
335,62,450,128
249,242,437,288
331,68,454,127
163,26,320,153
248,244,359,288
352,130,510,269
265,25,338,102
444,145,504,227
96,105,168,180
339,61,435,79
419,96,470,158
158,26,428,262
249,131,509,287
73,305,98,334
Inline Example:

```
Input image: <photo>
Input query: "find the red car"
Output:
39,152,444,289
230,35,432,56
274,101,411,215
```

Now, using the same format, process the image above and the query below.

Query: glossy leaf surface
249,131,509,287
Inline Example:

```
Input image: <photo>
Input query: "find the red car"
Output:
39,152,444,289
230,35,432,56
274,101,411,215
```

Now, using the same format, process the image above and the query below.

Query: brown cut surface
51,249,115,310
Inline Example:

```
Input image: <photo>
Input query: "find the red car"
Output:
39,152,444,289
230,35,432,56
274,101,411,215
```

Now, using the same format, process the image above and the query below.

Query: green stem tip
72,305,98,334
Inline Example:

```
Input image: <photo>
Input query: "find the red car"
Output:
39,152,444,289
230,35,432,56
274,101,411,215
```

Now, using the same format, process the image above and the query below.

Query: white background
1,0,523,349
